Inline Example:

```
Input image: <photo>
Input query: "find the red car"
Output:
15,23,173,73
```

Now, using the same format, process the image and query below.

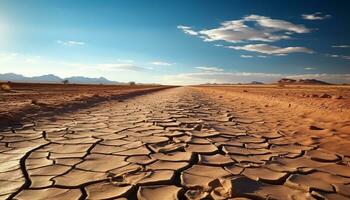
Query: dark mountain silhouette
0,73,29,82
31,74,62,83
66,76,116,84
298,79,331,85
0,73,120,84
278,78,331,85
250,81,264,85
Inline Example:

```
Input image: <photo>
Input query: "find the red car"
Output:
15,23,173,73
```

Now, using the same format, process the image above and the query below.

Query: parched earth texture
1,87,350,200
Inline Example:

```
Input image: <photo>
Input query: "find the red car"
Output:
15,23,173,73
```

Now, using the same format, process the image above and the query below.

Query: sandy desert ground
0,85,350,199
0,83,169,128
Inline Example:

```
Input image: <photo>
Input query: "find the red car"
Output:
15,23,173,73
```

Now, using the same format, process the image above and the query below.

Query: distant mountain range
0,73,121,84
250,81,264,85
278,78,331,85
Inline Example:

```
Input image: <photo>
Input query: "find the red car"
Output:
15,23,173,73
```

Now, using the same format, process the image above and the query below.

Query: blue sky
0,0,349,84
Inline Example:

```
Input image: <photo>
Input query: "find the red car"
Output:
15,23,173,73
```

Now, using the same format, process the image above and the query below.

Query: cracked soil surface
1,87,350,200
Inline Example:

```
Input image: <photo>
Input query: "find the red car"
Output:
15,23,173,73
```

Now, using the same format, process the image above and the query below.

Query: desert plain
0,83,350,200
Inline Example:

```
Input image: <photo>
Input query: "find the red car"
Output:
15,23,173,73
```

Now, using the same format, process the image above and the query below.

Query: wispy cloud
228,44,314,55
177,25,198,36
0,53,43,64
97,63,148,71
244,15,310,33
163,71,282,85
163,71,350,85
326,54,340,58
0,52,18,57
57,40,85,46
0,52,157,82
151,61,173,66
305,67,316,70
195,66,224,72
0,52,150,73
302,12,331,20
0,52,18,61
325,54,350,60
46,62,148,72
332,45,350,48
179,14,310,43
241,55,253,58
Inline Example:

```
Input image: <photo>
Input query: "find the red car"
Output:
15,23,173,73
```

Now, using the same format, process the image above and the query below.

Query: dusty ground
197,85,350,155
198,84,350,114
0,86,350,199
0,82,169,128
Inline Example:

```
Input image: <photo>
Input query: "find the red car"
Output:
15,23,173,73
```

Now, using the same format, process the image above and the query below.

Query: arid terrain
0,83,169,128
1,85,350,200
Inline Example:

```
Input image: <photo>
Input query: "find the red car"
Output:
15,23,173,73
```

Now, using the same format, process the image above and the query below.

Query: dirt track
1,87,350,200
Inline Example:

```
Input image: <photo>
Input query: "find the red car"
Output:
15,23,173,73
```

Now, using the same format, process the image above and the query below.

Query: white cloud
195,66,224,72
151,61,172,66
0,53,17,57
0,52,18,61
326,54,339,58
97,63,147,71
258,55,267,58
57,40,85,46
177,25,198,36
325,54,350,60
244,15,310,33
228,44,314,55
0,53,43,64
163,71,350,85
305,67,316,70
179,14,310,43
163,71,282,85
241,55,253,58
0,53,161,83
302,12,331,20
0,52,149,73
332,45,350,48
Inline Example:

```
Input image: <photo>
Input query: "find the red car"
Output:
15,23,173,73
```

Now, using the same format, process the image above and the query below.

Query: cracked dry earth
1,87,350,200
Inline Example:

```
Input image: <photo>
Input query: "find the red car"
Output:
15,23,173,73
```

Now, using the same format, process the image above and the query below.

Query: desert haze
1,0,350,200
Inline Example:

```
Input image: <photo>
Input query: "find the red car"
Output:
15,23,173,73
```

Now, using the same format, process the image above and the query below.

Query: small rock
243,90,248,92
310,125,323,130
31,99,38,105
320,93,331,98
